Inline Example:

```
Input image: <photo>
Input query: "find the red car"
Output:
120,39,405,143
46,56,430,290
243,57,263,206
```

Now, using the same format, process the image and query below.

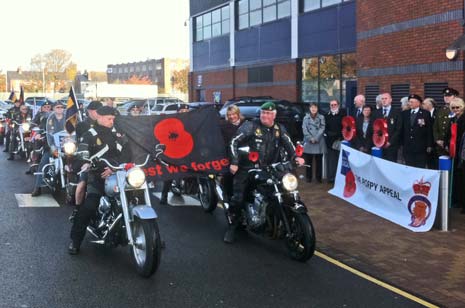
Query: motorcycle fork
116,171,135,246
273,184,292,236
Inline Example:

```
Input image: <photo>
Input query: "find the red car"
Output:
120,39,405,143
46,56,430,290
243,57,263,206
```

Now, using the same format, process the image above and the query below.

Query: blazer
374,106,402,148
353,117,373,153
401,108,433,153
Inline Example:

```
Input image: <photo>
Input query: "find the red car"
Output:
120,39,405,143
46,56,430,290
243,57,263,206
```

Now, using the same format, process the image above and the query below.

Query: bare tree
44,49,72,73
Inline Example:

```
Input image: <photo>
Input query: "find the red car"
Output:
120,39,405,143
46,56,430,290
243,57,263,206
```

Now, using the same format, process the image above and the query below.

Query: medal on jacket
255,128,262,137
96,138,102,145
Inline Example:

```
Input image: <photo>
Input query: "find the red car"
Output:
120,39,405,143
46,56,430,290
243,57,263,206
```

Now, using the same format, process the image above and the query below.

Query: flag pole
71,86,82,122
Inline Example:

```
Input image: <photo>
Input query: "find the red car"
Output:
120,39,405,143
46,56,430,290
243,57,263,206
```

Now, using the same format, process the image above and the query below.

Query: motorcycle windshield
45,112,66,148
52,130,76,150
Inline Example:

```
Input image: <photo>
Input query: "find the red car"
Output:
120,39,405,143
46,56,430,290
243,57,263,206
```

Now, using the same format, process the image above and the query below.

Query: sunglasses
55,106,64,109
451,106,460,110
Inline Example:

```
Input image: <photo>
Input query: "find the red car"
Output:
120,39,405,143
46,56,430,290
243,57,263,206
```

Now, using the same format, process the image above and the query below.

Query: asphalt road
0,149,427,308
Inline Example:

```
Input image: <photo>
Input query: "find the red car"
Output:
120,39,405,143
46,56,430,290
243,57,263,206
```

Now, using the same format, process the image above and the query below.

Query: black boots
223,223,237,244
7,154,14,160
68,241,80,255
31,188,41,197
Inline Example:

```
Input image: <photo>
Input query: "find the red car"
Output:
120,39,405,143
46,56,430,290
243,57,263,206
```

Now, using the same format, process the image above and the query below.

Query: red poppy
248,151,259,163
342,116,356,141
450,122,457,158
372,118,389,148
295,143,304,157
153,118,194,159
343,170,356,198
124,163,135,171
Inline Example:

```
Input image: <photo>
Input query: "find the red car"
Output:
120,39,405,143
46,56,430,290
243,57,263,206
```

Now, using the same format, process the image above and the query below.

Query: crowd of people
299,87,465,214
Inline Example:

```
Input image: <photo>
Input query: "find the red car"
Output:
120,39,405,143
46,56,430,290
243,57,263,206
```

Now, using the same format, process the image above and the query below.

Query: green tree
171,67,188,93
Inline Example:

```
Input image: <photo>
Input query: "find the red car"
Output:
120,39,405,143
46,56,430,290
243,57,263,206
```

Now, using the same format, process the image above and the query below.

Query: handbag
331,140,341,151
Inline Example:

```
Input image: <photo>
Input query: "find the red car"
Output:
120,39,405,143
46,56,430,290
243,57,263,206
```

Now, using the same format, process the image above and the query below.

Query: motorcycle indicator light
127,167,146,188
63,140,77,155
282,173,298,191
248,151,259,162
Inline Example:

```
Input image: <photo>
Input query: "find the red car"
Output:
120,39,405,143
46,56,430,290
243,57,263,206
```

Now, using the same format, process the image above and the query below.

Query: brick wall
189,62,299,102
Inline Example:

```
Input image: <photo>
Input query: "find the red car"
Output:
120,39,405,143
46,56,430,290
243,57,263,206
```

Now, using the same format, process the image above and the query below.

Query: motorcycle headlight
63,140,77,155
22,122,30,132
127,167,146,188
282,173,298,191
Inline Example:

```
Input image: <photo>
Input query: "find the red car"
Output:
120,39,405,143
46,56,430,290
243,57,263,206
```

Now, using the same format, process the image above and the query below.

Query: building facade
107,58,189,95
189,0,465,110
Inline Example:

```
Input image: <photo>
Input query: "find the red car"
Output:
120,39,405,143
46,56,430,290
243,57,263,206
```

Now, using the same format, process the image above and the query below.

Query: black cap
42,100,52,106
96,106,118,116
87,100,103,110
54,100,66,107
443,87,459,97
408,94,423,102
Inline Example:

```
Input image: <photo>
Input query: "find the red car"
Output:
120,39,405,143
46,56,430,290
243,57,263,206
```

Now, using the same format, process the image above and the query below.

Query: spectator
324,99,346,183
401,94,433,168
352,94,366,118
128,104,142,116
422,98,438,169
400,96,410,111
353,105,374,154
375,94,383,110
374,93,402,162
302,103,326,183
434,87,459,157
446,97,465,213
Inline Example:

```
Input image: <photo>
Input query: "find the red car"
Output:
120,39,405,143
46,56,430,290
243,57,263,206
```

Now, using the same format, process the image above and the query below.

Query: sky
1,0,190,72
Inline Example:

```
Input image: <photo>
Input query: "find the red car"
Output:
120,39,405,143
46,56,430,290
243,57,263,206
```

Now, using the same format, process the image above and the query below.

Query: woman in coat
353,105,374,153
302,103,326,182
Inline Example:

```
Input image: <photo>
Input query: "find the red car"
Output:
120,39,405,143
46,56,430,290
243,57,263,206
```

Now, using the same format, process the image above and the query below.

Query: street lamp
446,48,458,60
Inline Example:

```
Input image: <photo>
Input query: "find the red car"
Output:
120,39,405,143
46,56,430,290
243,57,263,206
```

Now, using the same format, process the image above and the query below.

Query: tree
171,67,188,93
44,49,72,73
124,75,152,85
65,62,78,81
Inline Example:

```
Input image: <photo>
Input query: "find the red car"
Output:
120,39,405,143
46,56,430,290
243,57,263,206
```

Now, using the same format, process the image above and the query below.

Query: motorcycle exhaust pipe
101,213,123,240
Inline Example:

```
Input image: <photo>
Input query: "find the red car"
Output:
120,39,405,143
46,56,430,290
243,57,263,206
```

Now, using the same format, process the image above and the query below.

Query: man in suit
433,87,459,156
422,98,438,169
352,94,366,118
401,94,433,168
324,99,346,183
374,93,402,162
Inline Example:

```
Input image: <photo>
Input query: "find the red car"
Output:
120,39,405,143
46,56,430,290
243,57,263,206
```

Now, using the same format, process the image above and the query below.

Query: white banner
329,144,440,232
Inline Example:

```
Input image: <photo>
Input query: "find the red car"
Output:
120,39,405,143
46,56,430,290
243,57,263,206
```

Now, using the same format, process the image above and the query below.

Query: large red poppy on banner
372,118,389,148
450,122,457,158
342,116,356,141
153,118,194,159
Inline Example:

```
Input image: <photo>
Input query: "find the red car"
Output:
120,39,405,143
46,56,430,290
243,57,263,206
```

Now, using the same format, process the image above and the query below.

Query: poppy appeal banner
329,144,440,232
115,107,228,181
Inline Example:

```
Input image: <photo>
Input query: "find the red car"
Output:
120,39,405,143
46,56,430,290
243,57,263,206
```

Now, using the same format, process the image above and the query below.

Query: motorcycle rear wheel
286,213,316,262
198,178,218,213
130,218,162,278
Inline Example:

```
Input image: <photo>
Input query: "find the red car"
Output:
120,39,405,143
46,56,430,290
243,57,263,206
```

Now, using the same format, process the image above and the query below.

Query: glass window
264,0,276,6
263,5,277,23
239,13,249,29
212,23,222,37
222,19,230,34
212,9,221,23
222,6,230,20
203,12,211,25
238,0,249,14
277,0,290,18
304,0,321,11
250,10,262,27
322,0,341,7
250,0,261,10
196,28,203,41
204,25,212,39
196,16,203,28
302,57,319,103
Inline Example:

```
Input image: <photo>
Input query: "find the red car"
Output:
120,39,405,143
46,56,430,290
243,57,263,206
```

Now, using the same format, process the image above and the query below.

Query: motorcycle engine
246,191,267,229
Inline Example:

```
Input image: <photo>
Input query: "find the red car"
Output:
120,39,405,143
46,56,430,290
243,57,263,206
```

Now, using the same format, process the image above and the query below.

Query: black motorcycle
169,176,218,212
224,150,315,262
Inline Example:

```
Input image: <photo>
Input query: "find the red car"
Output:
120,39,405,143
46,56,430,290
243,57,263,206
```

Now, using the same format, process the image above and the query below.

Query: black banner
115,107,229,181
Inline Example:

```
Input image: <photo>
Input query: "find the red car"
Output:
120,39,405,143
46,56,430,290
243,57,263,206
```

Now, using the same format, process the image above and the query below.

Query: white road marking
152,192,201,207
15,194,60,208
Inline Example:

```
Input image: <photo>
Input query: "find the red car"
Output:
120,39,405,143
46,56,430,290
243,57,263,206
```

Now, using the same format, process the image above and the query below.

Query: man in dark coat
401,94,433,168
324,99,346,183
374,93,402,162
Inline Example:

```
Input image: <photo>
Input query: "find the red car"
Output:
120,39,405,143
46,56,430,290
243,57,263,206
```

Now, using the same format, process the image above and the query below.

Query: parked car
219,99,305,142
188,101,222,112
24,97,56,107
151,102,190,115
143,97,185,113
0,100,12,110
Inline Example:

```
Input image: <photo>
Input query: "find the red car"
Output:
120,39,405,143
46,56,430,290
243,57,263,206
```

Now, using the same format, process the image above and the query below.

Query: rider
3,100,22,153
26,101,53,174
8,104,32,160
69,100,102,217
225,101,304,243
69,106,130,255
31,101,66,196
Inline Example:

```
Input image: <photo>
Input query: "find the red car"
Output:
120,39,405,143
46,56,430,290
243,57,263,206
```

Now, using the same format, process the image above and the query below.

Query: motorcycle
169,176,218,212
79,154,162,277
224,146,316,262
11,119,34,159
0,112,7,145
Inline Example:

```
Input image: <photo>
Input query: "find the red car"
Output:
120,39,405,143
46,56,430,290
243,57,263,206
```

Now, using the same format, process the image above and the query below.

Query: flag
18,86,24,104
7,89,17,102
65,86,80,134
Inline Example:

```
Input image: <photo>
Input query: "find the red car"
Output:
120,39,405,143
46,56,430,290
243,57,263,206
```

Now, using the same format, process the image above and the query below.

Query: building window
248,66,273,83
156,63,162,70
391,84,410,109
364,85,380,106
238,0,291,30
301,53,356,110
424,82,448,107
195,5,230,42
302,0,351,12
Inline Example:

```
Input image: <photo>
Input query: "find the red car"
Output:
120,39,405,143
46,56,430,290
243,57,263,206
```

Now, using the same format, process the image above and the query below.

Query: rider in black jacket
225,102,304,243
69,106,130,254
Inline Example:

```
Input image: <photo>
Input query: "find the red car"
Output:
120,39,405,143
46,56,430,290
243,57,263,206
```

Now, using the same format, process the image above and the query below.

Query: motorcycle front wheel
285,213,316,262
198,178,217,213
130,218,162,278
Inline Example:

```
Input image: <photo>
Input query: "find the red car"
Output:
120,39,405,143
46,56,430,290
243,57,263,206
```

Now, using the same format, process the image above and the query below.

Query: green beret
260,101,276,111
